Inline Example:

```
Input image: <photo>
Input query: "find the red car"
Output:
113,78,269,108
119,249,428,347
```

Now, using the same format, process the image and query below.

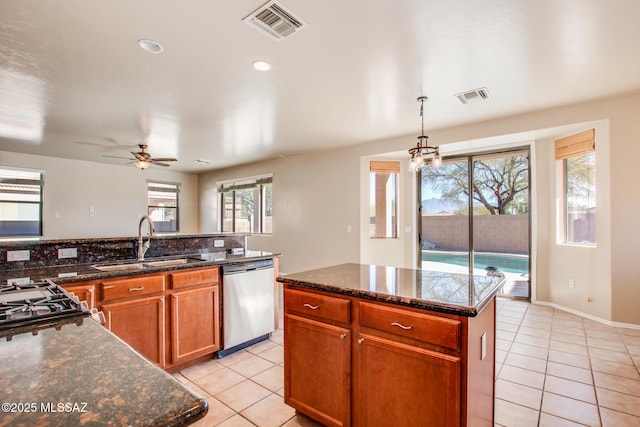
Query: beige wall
0,151,199,239
199,147,362,274
200,90,640,325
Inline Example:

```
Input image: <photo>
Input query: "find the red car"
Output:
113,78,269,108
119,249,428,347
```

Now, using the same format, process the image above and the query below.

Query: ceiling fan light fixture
135,160,151,170
408,96,441,172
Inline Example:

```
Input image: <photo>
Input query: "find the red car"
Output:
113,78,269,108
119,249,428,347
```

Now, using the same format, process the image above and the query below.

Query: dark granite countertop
0,250,277,285
277,263,505,317
0,319,207,426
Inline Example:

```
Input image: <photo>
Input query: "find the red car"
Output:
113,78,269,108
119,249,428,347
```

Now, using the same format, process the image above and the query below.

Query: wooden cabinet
61,281,97,310
169,269,220,365
101,274,165,302
355,304,462,427
284,288,351,426
90,267,222,371
102,295,166,366
284,285,496,427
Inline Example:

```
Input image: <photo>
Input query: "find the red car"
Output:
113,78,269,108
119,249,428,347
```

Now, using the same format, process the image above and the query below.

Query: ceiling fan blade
132,152,146,161
152,161,171,167
102,154,136,160
150,157,177,162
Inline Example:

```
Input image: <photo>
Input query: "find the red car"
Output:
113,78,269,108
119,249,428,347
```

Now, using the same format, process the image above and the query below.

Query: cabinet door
170,285,220,364
102,295,165,367
285,314,351,427
355,334,461,427
62,283,96,310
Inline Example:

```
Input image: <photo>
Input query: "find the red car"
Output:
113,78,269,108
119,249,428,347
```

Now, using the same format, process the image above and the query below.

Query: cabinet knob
391,322,413,330
340,334,347,340
303,303,319,310
357,338,364,344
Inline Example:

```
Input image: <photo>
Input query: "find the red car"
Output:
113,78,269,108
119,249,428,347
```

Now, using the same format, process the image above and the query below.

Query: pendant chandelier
408,96,442,172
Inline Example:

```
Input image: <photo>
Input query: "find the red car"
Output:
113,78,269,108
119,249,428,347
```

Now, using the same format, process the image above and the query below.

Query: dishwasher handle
222,259,274,275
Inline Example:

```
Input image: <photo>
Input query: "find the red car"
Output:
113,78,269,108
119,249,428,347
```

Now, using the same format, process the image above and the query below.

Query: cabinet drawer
285,288,350,325
359,301,461,352
170,267,219,289
102,275,165,302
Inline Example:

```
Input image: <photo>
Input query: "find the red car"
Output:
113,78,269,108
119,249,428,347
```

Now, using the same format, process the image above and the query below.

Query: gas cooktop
0,280,89,341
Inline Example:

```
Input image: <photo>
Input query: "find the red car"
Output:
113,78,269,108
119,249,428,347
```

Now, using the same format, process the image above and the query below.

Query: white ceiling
1,0,640,173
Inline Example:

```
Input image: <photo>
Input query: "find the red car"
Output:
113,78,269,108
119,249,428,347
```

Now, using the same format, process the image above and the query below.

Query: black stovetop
0,280,89,340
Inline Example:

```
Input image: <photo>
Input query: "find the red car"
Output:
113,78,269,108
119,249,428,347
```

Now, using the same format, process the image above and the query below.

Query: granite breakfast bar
0,318,208,426
277,263,505,427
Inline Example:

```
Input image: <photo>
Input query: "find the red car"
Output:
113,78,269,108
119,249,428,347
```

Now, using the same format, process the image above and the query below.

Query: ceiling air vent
243,0,307,41
454,87,491,105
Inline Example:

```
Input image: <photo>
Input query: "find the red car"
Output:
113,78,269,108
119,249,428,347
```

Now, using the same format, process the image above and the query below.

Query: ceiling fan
103,144,177,170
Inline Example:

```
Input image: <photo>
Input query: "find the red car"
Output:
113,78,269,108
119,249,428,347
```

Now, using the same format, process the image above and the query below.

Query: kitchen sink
92,262,145,272
144,258,189,267
92,257,196,272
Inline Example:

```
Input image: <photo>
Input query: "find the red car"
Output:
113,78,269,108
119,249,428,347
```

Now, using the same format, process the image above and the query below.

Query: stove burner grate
0,279,89,340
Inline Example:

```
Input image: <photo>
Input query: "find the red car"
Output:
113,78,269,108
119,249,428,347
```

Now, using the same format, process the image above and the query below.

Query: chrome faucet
137,215,156,262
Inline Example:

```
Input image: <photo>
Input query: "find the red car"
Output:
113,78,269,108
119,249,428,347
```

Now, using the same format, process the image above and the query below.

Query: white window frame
0,167,43,237
218,175,272,234
147,180,180,233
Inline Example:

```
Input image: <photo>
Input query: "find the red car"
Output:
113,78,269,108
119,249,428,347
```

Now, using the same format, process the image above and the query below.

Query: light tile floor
177,299,640,426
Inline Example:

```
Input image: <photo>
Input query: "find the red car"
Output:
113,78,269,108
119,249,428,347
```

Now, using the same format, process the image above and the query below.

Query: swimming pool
422,251,529,275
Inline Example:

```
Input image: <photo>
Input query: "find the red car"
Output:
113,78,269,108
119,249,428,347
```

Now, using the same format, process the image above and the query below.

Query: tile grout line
581,313,604,427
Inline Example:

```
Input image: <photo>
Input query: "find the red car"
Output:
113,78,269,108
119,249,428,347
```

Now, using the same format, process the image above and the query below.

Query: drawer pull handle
129,286,145,291
303,303,319,310
391,322,413,330
340,334,347,340
103,285,115,289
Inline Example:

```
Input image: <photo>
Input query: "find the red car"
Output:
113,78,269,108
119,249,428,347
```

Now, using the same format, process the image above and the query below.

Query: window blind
555,129,595,160
370,161,400,174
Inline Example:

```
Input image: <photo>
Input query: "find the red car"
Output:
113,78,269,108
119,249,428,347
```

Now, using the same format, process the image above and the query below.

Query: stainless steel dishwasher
219,259,275,357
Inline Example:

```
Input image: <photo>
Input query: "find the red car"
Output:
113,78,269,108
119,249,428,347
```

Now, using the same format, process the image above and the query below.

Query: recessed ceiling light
138,39,164,54
253,60,271,71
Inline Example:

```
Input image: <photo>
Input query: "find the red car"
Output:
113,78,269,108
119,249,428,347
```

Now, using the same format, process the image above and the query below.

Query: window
147,181,179,232
219,175,272,234
0,168,43,236
369,161,399,238
555,129,596,245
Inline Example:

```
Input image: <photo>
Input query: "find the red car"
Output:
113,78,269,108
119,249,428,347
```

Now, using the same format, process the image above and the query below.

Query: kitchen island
0,318,207,426
277,263,505,427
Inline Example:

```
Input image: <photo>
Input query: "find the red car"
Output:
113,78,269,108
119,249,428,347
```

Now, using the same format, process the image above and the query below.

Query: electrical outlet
58,248,78,259
214,240,225,248
58,272,78,278
569,279,575,288
7,250,30,262
89,206,95,216
7,277,31,285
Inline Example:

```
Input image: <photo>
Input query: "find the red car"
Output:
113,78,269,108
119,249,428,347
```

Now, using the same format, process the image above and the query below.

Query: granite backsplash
0,234,247,271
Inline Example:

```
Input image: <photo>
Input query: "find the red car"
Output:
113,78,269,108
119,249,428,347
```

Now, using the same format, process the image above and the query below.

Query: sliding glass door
420,149,530,299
